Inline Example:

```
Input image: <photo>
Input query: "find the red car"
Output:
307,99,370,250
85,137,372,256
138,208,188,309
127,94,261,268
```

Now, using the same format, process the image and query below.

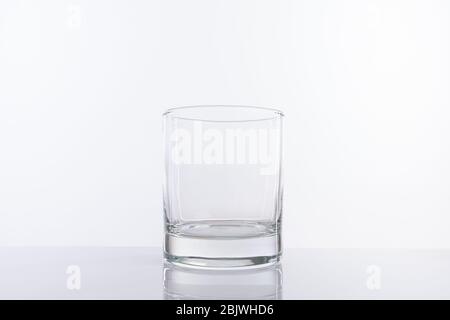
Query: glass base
165,254,280,270
164,222,281,269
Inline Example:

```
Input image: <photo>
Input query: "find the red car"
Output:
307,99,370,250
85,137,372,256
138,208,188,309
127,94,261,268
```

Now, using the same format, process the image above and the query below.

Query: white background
1,0,449,248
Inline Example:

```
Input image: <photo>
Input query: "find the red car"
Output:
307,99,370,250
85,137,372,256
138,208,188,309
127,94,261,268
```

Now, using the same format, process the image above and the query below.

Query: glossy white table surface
0,247,448,299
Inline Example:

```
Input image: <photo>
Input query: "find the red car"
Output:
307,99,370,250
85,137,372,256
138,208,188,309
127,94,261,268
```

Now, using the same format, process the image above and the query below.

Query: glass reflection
163,262,283,300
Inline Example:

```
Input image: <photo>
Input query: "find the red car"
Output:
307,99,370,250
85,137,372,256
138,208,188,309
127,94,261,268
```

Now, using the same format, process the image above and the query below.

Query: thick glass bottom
164,221,281,269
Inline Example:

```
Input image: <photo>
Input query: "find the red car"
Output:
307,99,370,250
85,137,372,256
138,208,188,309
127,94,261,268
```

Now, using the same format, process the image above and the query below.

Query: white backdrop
1,0,450,248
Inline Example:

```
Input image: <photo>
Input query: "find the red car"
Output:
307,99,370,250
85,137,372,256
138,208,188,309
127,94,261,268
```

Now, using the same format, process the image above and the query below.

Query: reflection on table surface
0,247,450,299
163,262,282,300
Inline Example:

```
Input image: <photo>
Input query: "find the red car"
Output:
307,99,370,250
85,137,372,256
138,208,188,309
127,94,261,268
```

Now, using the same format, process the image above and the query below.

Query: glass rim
162,105,284,123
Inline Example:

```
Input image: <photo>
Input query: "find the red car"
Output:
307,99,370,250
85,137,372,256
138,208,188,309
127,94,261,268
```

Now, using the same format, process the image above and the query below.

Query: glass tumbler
163,105,283,268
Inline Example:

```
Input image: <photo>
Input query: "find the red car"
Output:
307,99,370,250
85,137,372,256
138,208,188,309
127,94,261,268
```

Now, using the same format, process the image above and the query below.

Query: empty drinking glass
163,105,283,268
